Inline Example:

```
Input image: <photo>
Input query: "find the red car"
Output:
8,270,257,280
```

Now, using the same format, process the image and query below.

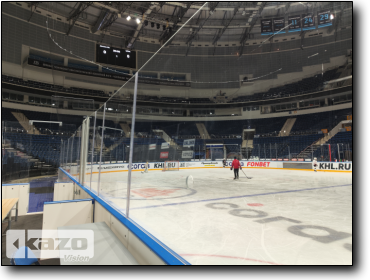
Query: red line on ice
247,203,264,206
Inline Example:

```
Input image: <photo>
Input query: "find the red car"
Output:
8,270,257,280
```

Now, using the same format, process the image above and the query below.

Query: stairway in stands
196,123,210,139
279,118,296,136
298,119,352,158
120,122,136,138
11,112,41,135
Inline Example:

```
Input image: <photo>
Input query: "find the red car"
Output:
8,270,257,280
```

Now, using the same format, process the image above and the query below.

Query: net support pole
89,111,97,190
97,103,106,197
338,143,340,161
126,73,139,218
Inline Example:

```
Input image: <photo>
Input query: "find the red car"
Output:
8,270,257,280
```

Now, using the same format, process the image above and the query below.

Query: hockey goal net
163,161,180,171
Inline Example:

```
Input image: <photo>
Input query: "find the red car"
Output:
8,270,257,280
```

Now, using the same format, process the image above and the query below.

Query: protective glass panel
2,121,31,182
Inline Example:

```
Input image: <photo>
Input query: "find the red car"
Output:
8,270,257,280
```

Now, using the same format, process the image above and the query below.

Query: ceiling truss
66,2,92,35
238,2,267,57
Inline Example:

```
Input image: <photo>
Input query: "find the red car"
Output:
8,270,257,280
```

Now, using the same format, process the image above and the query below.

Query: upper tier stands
2,64,349,105
233,67,344,102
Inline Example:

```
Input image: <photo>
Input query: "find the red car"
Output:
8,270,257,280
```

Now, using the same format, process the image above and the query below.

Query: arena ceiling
28,1,351,53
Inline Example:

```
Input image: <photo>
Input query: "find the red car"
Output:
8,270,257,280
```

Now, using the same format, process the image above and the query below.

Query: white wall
2,184,30,216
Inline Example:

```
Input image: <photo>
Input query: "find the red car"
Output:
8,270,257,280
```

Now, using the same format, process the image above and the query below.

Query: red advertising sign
160,152,169,159
245,162,270,167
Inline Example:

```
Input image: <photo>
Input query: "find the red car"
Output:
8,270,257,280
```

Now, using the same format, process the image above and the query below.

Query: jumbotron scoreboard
96,44,136,69
261,10,333,35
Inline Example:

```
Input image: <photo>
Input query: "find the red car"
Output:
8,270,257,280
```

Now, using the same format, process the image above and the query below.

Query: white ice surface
89,168,352,265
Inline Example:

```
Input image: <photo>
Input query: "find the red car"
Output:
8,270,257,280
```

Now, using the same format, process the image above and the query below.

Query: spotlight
330,14,334,20
127,55,130,58
151,22,154,28
136,18,141,24
126,15,131,21
156,23,160,29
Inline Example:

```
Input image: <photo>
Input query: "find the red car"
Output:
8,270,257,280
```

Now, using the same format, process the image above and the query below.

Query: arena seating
252,134,323,159
291,108,352,133
232,67,343,103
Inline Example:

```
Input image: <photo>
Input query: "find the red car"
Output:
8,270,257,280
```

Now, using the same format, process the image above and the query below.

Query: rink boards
67,160,352,175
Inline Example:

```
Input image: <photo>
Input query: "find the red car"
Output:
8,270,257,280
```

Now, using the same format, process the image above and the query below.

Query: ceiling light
127,55,130,58
136,18,141,24
126,15,131,21
330,14,334,20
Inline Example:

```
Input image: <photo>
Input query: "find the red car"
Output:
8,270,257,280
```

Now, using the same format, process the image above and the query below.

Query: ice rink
89,167,352,265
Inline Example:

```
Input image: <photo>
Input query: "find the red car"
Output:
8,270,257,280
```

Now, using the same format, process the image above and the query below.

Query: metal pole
126,73,139,218
311,146,313,160
258,144,260,160
66,138,70,171
90,112,97,190
97,104,106,197
270,143,272,159
59,139,63,169
275,143,277,159
337,143,340,161
70,135,74,172
288,145,290,160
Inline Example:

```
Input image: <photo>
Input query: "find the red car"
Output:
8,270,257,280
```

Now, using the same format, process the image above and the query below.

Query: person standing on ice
313,157,318,172
230,156,241,179
222,158,226,168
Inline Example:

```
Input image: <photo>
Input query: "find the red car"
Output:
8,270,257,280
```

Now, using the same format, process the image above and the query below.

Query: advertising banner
182,151,194,159
317,162,352,171
183,139,195,147
161,142,170,149
160,152,169,159
149,144,156,150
